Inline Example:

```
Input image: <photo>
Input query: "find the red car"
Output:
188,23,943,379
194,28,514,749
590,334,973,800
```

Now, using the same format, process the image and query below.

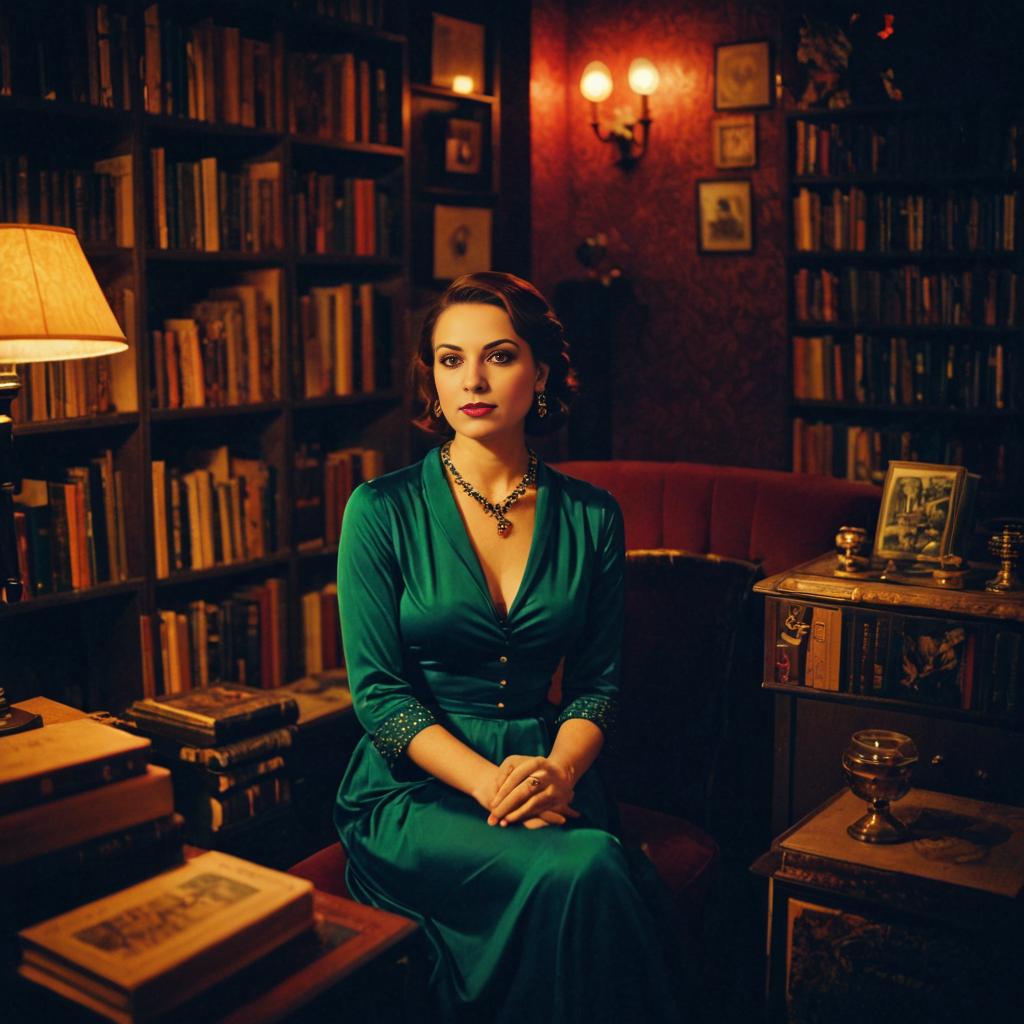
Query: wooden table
752,787,1024,1024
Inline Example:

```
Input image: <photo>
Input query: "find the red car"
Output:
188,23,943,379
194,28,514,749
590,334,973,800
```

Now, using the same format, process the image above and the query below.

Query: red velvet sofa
290,461,879,936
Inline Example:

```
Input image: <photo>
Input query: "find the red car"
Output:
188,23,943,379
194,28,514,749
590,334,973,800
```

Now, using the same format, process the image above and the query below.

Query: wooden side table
752,788,1024,1023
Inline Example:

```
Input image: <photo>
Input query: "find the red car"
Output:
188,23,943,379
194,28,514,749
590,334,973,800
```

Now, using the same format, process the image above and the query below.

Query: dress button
497,702,505,709
499,679,507,686
499,655,508,664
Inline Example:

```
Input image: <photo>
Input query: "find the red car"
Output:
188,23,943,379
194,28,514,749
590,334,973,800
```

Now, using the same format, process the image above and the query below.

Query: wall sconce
580,58,660,169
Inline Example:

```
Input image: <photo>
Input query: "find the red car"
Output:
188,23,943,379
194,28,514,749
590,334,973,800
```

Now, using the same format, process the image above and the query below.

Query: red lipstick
460,403,496,417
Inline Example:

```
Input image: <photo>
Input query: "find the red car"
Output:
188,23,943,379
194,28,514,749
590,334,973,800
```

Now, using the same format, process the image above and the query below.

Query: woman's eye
439,354,461,368
489,350,515,364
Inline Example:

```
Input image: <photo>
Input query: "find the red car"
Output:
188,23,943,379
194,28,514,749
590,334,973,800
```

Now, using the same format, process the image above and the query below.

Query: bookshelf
0,0,414,707
786,102,1024,511
757,554,1024,835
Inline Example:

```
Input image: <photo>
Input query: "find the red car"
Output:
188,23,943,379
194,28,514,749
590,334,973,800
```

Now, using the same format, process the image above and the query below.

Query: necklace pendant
497,520,511,537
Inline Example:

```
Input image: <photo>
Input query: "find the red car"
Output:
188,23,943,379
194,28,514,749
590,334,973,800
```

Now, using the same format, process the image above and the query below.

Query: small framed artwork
445,118,483,175
696,179,753,253
433,204,492,281
432,14,486,94
873,461,969,565
714,40,773,111
712,115,757,168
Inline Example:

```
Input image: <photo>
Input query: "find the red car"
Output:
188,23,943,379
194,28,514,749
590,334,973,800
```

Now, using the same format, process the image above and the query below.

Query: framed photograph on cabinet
433,204,492,280
714,40,772,111
431,14,486,94
445,118,483,175
696,179,753,253
712,115,757,168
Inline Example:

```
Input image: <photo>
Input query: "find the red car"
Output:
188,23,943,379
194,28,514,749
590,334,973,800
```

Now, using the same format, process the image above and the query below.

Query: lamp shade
580,61,613,103
628,58,659,97
0,224,127,364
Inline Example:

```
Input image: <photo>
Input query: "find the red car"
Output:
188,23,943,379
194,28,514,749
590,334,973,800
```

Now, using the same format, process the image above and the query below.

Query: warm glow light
452,75,474,95
628,58,659,97
579,61,613,103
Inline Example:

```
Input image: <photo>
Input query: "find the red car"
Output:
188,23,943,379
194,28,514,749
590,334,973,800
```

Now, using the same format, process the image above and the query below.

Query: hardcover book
125,684,298,747
0,718,151,815
18,851,314,1024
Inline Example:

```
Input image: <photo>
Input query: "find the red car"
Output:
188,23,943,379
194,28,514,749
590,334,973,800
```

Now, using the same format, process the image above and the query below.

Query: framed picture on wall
445,117,483,175
431,14,486,94
433,204,492,280
714,40,773,111
712,115,757,168
697,179,754,253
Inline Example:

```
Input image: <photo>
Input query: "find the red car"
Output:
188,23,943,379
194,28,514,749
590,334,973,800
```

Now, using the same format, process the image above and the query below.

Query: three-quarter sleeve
555,496,624,737
337,483,437,770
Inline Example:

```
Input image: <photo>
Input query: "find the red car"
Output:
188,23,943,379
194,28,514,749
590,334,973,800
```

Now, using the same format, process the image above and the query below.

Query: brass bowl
841,730,918,844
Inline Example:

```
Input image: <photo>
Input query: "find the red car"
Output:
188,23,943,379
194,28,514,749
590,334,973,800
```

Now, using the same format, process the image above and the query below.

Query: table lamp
0,224,128,734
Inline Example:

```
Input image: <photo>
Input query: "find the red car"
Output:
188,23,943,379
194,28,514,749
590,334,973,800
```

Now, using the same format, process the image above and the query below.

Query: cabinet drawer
781,696,1024,827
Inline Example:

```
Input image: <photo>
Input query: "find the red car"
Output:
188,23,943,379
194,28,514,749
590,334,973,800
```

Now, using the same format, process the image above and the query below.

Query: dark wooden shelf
788,250,1020,263
0,579,145,618
0,94,131,123
143,113,284,143
145,249,288,264
793,322,1022,336
293,389,402,411
155,554,290,589
294,254,404,272
411,82,496,105
791,172,1024,186
14,411,140,437
297,544,339,561
791,400,1019,418
290,134,404,158
150,402,284,423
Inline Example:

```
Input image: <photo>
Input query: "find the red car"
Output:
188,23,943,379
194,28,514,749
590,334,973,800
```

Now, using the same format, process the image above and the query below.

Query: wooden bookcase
757,554,1024,836
0,0,417,709
786,102,1024,511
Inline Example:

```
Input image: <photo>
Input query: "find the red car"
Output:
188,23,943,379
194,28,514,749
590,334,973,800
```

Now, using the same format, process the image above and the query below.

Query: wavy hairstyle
411,272,577,437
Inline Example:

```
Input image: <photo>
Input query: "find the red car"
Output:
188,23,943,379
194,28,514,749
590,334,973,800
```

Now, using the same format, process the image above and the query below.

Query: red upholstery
289,801,718,930
552,460,879,576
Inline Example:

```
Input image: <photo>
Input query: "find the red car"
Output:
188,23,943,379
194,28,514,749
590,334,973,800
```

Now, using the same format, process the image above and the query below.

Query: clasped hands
476,755,580,830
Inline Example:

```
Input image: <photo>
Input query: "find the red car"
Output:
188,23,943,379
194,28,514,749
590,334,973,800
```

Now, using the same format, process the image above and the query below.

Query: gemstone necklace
440,440,537,536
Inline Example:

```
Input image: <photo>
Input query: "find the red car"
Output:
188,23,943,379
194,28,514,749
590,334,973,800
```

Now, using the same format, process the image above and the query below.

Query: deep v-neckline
427,447,550,624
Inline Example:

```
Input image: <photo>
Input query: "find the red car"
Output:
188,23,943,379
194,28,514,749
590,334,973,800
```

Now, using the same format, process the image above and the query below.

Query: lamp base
0,706,42,736
847,805,909,844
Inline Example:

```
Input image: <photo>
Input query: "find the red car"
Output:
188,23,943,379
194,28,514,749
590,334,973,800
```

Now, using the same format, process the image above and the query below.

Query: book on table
18,851,315,1024
125,684,299,747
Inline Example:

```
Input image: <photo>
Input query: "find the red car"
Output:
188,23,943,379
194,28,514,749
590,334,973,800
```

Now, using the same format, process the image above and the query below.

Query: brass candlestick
842,730,918,844
986,524,1024,593
834,525,870,577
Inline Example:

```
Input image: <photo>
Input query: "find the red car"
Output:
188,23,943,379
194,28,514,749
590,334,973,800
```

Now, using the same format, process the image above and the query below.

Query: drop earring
434,400,442,418
536,391,548,418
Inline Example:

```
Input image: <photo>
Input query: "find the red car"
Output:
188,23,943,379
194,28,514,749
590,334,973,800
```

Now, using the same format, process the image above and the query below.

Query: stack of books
123,685,300,848
0,700,180,961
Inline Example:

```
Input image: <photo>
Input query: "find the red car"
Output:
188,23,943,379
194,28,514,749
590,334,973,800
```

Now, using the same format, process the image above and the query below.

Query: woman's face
432,302,549,442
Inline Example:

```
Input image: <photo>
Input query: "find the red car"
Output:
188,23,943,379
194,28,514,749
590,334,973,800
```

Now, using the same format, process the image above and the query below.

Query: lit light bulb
628,58,659,97
579,61,613,104
452,75,474,95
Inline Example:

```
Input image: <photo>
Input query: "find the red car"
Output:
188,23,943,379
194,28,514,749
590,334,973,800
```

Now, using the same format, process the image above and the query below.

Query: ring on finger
527,776,542,790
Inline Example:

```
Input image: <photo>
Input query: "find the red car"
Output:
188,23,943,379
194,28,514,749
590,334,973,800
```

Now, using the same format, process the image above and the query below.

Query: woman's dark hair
411,271,577,437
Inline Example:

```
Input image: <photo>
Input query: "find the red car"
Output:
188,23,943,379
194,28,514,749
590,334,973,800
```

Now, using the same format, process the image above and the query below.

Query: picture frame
712,115,757,168
696,179,754,253
433,204,492,281
431,13,486,94
714,40,773,111
873,461,968,565
444,117,483,175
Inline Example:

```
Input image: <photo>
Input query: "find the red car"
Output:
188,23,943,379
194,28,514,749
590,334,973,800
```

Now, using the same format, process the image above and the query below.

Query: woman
334,272,681,1023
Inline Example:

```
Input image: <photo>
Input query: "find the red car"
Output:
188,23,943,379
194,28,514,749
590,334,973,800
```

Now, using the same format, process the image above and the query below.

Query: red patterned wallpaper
531,0,790,469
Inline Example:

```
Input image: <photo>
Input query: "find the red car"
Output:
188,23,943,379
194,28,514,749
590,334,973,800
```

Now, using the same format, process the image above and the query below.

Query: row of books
301,582,342,676
288,50,392,145
294,443,383,550
150,270,282,410
792,113,1024,177
768,601,1023,718
0,5,132,109
13,451,129,595
793,266,1020,328
142,585,287,698
792,186,1019,253
0,154,133,247
792,418,1013,485
151,448,277,578
288,0,391,25
12,282,136,424
293,172,397,256
792,335,1018,411
143,6,284,129
149,149,283,252
298,282,388,397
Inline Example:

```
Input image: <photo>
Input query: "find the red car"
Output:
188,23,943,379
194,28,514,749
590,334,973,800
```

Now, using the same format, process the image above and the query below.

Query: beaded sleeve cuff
554,695,618,736
371,700,438,769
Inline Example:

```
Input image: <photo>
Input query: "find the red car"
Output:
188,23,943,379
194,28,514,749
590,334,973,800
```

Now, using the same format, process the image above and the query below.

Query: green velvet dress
334,448,681,1024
